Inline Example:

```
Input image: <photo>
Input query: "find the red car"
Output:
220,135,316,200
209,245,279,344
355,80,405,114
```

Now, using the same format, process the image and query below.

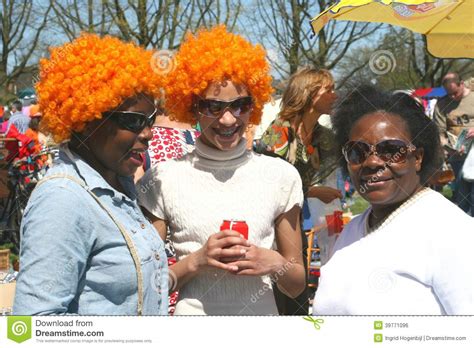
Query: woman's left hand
226,245,287,276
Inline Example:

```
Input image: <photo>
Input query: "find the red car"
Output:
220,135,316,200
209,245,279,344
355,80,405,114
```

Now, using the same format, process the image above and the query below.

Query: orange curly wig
36,33,162,143
164,25,273,125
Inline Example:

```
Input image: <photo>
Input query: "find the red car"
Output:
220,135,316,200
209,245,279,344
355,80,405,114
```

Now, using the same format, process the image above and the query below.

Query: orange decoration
164,25,273,126
36,33,163,143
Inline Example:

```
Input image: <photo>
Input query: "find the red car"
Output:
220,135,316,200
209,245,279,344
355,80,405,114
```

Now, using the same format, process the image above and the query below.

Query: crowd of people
433,73,474,216
0,99,50,163
1,25,472,316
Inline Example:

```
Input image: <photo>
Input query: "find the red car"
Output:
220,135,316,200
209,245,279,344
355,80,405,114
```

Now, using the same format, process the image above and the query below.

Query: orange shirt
25,128,42,154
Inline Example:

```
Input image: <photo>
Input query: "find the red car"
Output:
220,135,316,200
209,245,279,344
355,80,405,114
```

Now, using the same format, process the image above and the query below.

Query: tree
247,0,382,84
404,29,474,87
0,0,52,101
49,0,113,41
338,27,474,91
49,0,243,49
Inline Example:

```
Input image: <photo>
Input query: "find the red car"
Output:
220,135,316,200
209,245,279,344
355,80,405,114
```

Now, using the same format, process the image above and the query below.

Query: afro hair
36,33,163,143
332,85,443,185
164,25,273,125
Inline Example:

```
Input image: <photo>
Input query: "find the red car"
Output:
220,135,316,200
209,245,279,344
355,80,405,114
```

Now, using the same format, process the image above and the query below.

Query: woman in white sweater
313,86,474,315
137,26,306,315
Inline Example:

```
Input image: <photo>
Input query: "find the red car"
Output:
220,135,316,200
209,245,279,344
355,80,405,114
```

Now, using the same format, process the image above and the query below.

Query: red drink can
220,220,248,240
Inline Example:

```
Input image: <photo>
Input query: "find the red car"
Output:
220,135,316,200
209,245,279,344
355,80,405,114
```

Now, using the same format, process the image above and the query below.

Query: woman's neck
195,137,247,162
297,110,321,145
69,142,124,193
369,185,424,227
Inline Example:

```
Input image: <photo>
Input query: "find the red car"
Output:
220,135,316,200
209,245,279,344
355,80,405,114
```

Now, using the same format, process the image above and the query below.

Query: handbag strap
36,174,144,315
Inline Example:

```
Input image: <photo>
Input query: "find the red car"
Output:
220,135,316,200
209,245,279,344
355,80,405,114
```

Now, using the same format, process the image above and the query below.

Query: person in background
259,68,342,202
0,106,8,133
134,105,200,316
8,100,30,134
2,115,34,163
313,85,474,315
24,105,44,154
14,33,168,315
257,67,341,314
137,26,306,315
134,105,200,182
433,72,474,215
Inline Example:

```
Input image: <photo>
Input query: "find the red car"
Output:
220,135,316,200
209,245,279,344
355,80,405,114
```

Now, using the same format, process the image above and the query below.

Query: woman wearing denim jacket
13,34,168,315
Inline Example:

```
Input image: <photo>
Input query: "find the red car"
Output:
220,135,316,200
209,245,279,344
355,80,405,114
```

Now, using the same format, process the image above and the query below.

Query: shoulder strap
36,174,144,315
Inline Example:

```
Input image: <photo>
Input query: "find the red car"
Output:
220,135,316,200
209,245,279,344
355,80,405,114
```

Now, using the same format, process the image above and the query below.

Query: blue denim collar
58,143,137,202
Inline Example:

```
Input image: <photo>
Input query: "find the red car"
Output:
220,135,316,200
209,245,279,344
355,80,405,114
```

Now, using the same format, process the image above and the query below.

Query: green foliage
346,194,369,215
336,27,474,91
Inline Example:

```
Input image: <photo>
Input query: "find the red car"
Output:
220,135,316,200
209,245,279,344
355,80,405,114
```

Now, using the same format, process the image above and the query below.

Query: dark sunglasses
194,96,253,118
342,139,416,165
104,108,158,133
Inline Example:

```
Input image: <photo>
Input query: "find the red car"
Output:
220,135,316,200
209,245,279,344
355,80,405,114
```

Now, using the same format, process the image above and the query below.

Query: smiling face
82,93,154,177
195,80,251,151
347,112,424,211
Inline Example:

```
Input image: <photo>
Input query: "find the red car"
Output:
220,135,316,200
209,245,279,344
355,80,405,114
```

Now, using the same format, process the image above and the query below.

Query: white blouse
138,138,303,315
314,188,474,315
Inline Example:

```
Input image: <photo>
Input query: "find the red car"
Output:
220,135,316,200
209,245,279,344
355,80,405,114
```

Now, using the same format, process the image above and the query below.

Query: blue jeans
456,177,474,216
449,157,473,215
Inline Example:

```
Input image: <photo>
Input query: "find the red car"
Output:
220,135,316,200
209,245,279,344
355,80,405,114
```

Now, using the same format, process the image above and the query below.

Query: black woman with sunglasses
14,34,168,315
137,26,306,315
313,85,474,315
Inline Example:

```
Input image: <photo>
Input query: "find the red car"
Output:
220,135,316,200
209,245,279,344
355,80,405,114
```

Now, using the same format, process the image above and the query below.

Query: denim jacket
13,145,168,315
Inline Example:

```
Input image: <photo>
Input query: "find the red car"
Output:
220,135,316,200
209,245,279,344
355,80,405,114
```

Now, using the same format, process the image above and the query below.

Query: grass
441,185,453,200
345,193,369,215
345,185,454,216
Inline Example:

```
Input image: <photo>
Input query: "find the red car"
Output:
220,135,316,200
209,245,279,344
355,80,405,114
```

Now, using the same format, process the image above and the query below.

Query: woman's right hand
194,230,250,272
307,185,342,203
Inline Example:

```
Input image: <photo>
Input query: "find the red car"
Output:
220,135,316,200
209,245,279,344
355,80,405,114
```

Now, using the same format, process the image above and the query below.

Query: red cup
325,211,343,235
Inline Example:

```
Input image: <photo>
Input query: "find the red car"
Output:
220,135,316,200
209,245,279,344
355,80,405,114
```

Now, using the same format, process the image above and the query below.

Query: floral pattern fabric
143,125,200,315
259,118,338,193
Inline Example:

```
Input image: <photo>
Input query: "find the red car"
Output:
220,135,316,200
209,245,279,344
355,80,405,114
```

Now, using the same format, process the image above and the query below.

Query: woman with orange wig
137,26,306,315
14,34,168,315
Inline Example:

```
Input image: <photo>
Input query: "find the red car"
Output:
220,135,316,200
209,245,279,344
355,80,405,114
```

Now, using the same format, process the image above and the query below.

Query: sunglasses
104,108,158,133
342,139,416,165
194,96,253,118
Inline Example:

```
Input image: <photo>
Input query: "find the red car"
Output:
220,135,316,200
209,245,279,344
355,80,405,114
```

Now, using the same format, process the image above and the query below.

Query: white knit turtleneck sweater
137,138,303,315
